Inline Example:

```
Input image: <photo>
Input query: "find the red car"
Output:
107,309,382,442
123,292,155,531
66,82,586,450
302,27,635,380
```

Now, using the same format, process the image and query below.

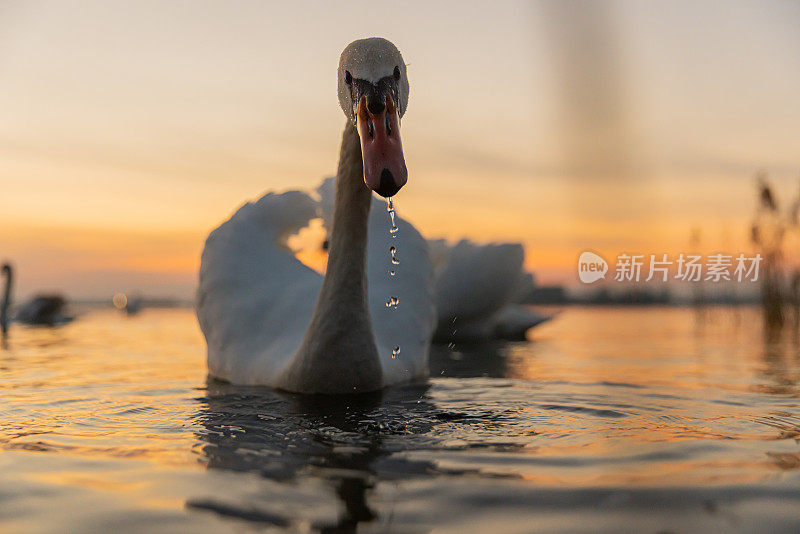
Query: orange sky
1,1,800,298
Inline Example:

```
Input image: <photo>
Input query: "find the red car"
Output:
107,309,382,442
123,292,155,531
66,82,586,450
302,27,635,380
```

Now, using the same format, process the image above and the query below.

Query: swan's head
338,38,409,198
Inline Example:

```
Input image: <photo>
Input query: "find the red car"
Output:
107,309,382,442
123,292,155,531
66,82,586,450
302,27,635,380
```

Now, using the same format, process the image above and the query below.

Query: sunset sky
2,0,800,299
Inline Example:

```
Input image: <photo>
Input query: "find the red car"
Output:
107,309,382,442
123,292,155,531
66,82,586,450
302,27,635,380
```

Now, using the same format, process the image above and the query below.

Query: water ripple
0,307,799,532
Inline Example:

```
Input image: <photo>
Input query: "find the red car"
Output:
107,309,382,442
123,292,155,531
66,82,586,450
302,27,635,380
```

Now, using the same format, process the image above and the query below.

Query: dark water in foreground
1,306,799,533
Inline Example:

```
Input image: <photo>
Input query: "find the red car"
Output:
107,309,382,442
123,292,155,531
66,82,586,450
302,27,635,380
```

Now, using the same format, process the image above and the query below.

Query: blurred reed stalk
750,171,800,329
787,180,800,330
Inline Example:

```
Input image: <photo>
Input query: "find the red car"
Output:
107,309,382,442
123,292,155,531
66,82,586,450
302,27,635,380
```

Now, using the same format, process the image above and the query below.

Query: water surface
1,306,799,532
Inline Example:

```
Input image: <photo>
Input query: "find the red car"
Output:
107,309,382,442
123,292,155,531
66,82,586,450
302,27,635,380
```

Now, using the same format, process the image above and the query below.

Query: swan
0,263,74,329
428,239,551,341
16,295,73,326
1,263,11,337
197,38,436,394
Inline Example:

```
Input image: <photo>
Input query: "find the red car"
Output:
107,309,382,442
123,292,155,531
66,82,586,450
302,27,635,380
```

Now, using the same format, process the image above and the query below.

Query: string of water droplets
386,198,400,359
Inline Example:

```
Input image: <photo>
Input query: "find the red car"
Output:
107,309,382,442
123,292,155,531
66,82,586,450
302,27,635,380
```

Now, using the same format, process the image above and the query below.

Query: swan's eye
344,70,352,85
393,66,401,81
385,113,392,136
367,115,374,138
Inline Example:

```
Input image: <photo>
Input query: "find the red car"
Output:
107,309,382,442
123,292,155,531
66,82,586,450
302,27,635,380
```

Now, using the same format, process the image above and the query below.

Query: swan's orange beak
356,95,407,198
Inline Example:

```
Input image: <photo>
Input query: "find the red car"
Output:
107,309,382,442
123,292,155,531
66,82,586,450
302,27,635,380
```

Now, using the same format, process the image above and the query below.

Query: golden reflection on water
1,310,206,467
0,306,799,530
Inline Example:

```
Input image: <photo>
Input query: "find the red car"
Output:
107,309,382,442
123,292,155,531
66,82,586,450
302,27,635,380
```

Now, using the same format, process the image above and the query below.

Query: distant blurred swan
428,240,550,341
1,263,11,336
197,39,436,393
16,295,73,326
0,263,74,329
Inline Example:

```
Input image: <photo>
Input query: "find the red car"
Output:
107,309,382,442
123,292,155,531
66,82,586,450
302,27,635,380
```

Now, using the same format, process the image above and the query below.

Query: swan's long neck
281,123,383,393
325,124,373,310
1,268,11,336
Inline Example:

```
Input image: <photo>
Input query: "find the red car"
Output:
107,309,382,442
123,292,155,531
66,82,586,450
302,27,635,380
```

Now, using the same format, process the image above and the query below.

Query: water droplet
387,199,399,235
387,200,400,360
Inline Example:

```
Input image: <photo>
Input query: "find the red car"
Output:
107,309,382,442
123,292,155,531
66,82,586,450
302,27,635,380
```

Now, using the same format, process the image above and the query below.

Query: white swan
197,38,436,393
428,239,550,341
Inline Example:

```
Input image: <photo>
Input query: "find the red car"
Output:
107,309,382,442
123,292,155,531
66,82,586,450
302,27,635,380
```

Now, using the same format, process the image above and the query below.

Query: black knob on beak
374,168,402,198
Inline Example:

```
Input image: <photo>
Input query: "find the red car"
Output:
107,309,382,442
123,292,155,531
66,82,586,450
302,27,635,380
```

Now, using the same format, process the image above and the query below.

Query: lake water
1,306,799,533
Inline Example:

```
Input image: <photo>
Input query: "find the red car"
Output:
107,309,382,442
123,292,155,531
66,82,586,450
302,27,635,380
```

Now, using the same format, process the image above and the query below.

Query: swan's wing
433,239,525,320
318,178,436,385
197,191,322,386
431,240,525,340
510,272,536,304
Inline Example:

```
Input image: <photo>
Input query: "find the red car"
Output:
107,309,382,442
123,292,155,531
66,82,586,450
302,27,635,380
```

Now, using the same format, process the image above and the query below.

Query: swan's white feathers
434,240,524,323
198,191,322,385
197,182,436,387
429,239,549,341
316,177,337,230
338,38,410,119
